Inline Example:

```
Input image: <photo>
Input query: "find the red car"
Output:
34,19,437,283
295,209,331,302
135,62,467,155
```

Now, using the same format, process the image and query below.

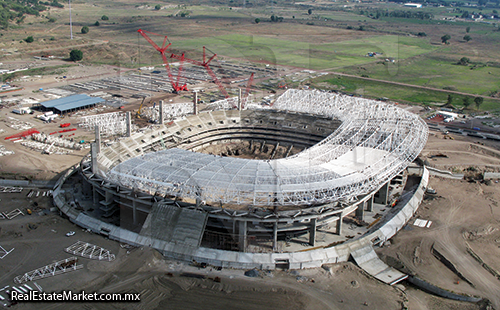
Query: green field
172,34,439,70
341,55,500,96
2,0,500,111
312,74,500,111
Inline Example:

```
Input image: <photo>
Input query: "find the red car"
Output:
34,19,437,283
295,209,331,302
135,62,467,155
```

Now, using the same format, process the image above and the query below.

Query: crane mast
137,29,187,93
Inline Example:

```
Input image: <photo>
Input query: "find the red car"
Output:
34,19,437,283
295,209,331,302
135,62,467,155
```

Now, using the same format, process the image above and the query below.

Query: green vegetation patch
342,56,500,96
311,74,500,111
173,34,438,70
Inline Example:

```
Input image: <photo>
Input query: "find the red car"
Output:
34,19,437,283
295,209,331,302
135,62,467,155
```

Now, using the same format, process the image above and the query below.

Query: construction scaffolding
0,186,22,193
104,89,428,207
65,241,115,261
79,112,129,136
203,96,240,111
142,102,194,122
14,257,82,284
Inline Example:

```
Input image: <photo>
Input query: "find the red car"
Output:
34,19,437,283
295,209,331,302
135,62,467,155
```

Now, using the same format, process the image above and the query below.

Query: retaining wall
53,166,429,270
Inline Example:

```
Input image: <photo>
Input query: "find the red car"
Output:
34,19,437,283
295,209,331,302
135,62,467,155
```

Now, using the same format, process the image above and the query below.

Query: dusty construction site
0,61,500,310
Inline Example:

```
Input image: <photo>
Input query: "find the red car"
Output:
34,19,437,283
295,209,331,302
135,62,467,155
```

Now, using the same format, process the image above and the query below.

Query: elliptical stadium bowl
54,89,429,271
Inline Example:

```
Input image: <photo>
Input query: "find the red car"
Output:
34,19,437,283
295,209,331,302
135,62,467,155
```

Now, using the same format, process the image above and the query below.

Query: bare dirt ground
0,189,406,310
422,132,500,171
377,134,500,309
0,104,96,180
3,132,500,309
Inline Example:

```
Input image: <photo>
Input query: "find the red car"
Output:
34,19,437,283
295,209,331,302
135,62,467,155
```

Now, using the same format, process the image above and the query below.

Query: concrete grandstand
53,89,428,278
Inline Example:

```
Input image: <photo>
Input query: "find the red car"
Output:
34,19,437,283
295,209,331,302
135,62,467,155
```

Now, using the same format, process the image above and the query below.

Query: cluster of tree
70,49,83,62
0,0,63,29
447,95,484,110
388,10,433,19
359,9,433,20
458,57,470,65
462,96,484,110
40,0,63,8
270,14,283,22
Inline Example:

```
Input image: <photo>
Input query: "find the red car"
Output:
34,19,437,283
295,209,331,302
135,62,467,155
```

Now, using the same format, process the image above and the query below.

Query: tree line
359,9,433,20
0,0,64,29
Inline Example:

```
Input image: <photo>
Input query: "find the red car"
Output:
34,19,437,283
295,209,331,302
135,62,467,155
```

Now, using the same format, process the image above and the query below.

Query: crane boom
137,29,187,93
205,65,230,98
241,72,254,109
171,46,232,103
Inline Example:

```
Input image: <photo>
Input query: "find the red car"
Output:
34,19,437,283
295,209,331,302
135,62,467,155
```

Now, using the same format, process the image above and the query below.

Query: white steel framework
79,112,128,136
65,241,116,261
143,102,194,121
101,89,428,208
2,209,24,220
0,245,14,259
14,257,83,284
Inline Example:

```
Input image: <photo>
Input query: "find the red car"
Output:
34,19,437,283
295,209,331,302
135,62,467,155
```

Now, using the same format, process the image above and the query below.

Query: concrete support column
336,216,343,235
159,100,164,125
366,195,374,212
238,88,242,111
126,111,131,137
92,186,99,206
132,199,137,225
273,222,278,251
270,142,279,159
309,218,317,246
94,125,100,153
238,221,247,252
374,182,389,205
193,92,198,115
105,190,113,204
82,178,92,197
91,142,98,174
356,202,364,221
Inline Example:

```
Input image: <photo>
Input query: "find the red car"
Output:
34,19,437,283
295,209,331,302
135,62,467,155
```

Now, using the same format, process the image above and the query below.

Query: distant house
404,3,423,8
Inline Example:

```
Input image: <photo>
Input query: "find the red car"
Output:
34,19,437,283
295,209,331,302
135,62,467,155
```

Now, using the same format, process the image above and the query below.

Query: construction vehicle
136,96,149,118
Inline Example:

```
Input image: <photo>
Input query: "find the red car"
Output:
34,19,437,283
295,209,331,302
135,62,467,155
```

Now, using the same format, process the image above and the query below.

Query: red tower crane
241,72,254,109
171,46,229,99
137,29,188,93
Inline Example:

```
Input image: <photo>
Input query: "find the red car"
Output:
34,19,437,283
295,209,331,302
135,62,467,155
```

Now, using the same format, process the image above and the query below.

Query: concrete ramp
351,245,408,285
141,203,208,247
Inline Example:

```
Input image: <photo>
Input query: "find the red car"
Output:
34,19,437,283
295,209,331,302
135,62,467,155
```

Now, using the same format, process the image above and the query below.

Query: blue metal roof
40,94,105,112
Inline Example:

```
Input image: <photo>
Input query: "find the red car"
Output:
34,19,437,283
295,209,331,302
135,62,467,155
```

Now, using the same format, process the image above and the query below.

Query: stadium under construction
53,89,429,282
